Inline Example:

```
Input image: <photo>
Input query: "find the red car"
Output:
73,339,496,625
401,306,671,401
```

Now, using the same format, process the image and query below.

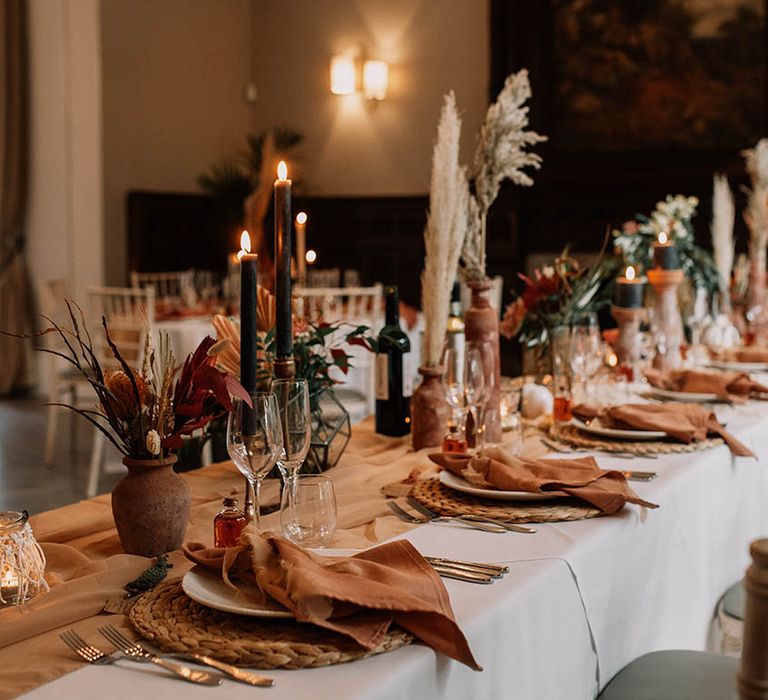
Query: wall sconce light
330,54,389,102
363,60,389,101
330,55,356,95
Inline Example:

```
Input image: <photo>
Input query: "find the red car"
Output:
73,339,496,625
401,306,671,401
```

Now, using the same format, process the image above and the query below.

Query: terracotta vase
411,367,447,451
112,455,191,556
464,279,502,444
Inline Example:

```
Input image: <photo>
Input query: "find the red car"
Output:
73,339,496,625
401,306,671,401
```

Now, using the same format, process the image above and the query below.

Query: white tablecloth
20,400,768,700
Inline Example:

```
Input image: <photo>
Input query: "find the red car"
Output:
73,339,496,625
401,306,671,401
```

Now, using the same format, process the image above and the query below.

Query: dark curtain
0,0,30,395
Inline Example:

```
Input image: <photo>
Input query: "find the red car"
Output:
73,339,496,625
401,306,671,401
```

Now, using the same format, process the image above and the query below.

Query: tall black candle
274,161,293,359
239,231,258,395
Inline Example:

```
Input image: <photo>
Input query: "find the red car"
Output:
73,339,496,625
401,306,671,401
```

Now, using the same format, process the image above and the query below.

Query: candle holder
0,511,48,606
274,357,296,380
647,268,685,371
610,306,646,368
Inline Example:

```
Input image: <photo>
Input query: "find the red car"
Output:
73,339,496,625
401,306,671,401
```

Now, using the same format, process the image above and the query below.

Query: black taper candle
239,250,259,393
274,161,293,359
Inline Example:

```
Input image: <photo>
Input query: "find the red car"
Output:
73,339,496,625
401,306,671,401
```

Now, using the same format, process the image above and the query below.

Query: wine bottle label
375,354,389,401
402,351,414,398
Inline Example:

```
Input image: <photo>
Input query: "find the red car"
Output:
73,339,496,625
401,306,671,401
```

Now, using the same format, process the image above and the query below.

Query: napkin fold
572,403,754,457
645,368,768,403
183,531,480,670
429,447,657,514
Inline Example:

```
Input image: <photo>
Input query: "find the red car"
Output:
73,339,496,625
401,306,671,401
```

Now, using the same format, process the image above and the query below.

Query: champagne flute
441,345,468,450
226,392,283,530
271,379,311,515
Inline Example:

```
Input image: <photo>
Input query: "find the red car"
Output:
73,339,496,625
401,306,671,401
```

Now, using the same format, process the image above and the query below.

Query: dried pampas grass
421,92,469,368
743,139,768,256
462,69,546,281
711,174,735,292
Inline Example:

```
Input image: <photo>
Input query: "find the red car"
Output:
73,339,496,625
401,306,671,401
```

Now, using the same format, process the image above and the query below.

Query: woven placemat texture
129,580,413,669
409,478,603,523
549,423,723,455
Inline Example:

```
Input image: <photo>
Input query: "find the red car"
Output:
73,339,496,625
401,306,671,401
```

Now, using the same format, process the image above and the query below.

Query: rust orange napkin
429,447,657,514
572,403,754,457
645,368,768,403
183,531,480,670
713,347,768,364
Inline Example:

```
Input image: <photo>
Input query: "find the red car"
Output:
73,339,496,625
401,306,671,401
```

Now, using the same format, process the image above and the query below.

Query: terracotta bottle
411,367,447,450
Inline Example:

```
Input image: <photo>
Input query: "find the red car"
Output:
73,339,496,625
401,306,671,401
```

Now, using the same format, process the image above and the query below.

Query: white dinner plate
708,360,768,373
645,387,720,403
439,470,562,501
571,418,667,441
182,566,293,618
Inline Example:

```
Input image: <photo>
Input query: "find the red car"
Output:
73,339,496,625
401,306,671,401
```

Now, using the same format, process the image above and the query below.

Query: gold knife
170,653,275,687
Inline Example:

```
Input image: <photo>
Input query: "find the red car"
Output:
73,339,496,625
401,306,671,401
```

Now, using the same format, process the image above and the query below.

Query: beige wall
100,0,255,284
250,0,489,195
28,0,490,295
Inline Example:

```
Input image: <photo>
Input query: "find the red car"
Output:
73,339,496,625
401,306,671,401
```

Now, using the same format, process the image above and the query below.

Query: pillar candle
653,231,680,270
295,212,307,287
274,161,293,359
238,231,258,395
614,266,645,308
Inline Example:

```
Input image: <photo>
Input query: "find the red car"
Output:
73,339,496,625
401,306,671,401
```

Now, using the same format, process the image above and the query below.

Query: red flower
162,336,251,449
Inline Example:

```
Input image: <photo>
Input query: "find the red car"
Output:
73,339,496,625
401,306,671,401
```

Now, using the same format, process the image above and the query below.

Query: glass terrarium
304,389,351,473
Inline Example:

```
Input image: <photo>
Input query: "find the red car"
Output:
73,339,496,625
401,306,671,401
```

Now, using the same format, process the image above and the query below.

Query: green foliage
255,322,375,398
198,127,304,201
612,195,721,295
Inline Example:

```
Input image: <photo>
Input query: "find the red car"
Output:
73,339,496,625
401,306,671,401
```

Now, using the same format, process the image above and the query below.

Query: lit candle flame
277,160,288,180
237,230,252,260
607,352,618,368
658,231,668,245
306,249,317,263
296,211,307,225
625,265,636,281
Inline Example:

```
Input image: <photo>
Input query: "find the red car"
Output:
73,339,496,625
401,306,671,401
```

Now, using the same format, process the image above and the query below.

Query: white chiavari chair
38,279,91,466
130,270,195,307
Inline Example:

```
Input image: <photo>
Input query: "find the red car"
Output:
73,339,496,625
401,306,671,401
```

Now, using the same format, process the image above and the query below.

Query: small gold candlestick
611,306,646,368
647,268,685,371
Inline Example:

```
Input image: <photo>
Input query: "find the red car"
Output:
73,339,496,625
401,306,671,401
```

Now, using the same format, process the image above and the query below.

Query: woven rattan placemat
549,423,724,455
129,580,413,669
409,478,603,523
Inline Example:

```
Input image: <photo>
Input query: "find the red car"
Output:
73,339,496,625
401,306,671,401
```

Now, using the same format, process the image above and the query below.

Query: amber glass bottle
213,497,247,547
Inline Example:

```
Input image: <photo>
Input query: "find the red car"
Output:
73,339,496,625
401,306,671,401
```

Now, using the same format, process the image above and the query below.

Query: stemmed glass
465,341,494,448
271,379,311,517
226,392,283,530
570,315,602,401
442,345,466,425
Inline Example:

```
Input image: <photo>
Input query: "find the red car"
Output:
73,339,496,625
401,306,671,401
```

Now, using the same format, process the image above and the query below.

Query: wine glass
271,379,311,513
227,392,283,530
441,345,467,434
464,342,490,448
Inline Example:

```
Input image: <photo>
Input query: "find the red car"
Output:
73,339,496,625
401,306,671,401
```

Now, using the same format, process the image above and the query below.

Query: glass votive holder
0,511,48,607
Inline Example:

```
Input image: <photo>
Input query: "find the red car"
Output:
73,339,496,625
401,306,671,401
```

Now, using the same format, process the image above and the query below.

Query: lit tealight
306,249,317,264
658,231,668,245
625,265,636,281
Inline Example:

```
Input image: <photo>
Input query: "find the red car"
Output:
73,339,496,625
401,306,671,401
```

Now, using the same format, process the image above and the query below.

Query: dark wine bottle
375,286,412,436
